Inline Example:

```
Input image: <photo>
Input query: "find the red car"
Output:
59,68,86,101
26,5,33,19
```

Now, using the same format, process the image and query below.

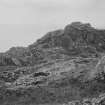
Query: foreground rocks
62,93,105,105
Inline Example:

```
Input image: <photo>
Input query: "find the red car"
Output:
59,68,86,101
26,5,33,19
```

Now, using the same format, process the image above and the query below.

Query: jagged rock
0,71,19,82
11,58,22,66
33,72,50,77
1,22,105,105
82,98,92,105
62,93,105,105
68,100,81,105
89,55,105,80
95,55,105,73
0,22,105,66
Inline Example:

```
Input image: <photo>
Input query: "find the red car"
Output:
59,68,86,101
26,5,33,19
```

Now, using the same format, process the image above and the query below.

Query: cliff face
1,22,105,105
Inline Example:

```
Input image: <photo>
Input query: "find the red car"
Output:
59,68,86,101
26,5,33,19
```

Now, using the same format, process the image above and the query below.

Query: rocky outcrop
62,93,105,105
0,22,105,66
0,22,105,105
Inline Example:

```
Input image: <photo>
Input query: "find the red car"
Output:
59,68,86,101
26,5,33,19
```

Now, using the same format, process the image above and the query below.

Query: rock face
0,22,105,67
62,93,105,105
1,22,105,105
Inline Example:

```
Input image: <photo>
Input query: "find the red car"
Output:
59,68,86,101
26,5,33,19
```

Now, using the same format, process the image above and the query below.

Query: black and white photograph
0,0,105,105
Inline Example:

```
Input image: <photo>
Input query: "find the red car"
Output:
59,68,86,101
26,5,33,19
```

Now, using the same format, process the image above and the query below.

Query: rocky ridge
1,22,105,67
0,22,105,105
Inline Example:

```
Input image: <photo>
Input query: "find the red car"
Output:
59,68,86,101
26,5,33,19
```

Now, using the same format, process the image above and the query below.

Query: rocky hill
0,22,105,105
1,22,105,67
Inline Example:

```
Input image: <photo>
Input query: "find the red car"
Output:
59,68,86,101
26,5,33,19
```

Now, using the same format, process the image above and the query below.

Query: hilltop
1,22,105,67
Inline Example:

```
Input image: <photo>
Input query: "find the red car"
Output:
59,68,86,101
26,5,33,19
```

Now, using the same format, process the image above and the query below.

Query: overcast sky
0,0,105,52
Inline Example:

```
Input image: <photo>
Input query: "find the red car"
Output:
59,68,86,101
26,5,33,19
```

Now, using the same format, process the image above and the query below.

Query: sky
0,0,105,52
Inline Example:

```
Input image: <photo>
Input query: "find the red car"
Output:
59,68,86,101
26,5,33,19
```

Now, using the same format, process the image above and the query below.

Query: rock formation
0,22,105,105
